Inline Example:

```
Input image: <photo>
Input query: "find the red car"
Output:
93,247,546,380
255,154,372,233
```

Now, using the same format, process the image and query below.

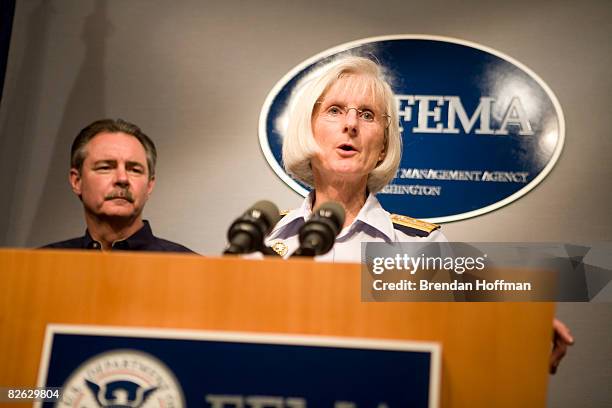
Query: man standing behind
44,118,193,253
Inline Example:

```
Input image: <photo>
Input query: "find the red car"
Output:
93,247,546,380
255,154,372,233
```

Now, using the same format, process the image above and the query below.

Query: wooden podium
0,249,554,407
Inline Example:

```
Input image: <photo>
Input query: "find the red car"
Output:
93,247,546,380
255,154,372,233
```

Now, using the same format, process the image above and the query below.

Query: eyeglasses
316,103,391,127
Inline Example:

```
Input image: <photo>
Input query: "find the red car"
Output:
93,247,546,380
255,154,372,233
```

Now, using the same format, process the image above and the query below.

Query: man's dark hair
71,118,157,179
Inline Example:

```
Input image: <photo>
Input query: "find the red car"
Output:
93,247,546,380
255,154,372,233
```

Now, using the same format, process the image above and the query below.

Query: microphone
223,200,281,255
291,201,345,257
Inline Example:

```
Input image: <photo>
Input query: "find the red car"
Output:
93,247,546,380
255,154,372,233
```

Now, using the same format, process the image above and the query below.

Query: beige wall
1,0,610,406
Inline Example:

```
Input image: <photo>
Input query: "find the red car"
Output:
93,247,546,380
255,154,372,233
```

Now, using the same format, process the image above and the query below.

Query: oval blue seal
258,35,565,222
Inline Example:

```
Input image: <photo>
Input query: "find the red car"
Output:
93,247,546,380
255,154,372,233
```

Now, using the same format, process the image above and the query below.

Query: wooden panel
0,249,554,407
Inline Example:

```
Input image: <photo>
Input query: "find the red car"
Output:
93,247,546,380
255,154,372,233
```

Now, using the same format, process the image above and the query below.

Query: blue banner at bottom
38,325,440,408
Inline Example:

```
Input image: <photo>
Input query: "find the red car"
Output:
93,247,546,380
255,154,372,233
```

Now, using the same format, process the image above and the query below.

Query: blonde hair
282,56,401,193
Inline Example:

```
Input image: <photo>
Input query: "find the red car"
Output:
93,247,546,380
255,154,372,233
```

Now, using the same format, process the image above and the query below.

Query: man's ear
69,168,82,196
147,175,156,197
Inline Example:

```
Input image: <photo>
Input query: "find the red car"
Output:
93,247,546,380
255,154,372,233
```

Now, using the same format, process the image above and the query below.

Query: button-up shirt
265,193,447,263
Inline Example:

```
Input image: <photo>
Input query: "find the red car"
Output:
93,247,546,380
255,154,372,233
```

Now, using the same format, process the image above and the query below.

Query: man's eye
96,166,111,171
360,110,375,121
127,165,144,174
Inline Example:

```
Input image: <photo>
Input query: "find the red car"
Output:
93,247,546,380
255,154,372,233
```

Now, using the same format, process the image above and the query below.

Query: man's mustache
105,189,134,203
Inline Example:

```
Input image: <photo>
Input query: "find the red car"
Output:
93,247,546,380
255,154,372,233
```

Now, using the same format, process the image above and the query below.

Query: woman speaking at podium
265,55,447,262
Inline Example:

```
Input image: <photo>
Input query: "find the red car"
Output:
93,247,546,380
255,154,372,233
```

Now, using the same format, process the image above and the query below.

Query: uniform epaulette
390,214,440,237
280,210,290,217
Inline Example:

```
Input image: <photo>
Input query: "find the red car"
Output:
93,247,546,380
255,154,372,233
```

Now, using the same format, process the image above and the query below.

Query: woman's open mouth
337,143,358,152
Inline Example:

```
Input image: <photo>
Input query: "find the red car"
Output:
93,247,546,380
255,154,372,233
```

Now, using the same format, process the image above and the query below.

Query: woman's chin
316,169,368,187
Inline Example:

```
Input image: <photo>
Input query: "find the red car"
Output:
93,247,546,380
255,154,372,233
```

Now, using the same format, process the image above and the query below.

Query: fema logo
56,350,185,407
259,35,565,222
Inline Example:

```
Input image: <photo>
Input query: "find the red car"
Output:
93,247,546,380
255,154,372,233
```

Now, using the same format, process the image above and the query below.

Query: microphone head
224,200,281,255
314,201,345,236
248,200,281,234
293,201,346,257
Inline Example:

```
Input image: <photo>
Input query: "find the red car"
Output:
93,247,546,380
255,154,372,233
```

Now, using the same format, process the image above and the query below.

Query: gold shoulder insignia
390,213,440,237
271,240,289,257
280,210,291,217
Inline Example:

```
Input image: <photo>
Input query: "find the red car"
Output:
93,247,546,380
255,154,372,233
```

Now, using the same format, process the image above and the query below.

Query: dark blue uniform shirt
43,220,194,253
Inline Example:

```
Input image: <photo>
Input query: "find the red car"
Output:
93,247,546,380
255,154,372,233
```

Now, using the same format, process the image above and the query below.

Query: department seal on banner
55,350,185,408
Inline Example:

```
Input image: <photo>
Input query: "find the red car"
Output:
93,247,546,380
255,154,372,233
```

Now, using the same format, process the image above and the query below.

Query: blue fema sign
41,326,440,407
258,35,565,222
